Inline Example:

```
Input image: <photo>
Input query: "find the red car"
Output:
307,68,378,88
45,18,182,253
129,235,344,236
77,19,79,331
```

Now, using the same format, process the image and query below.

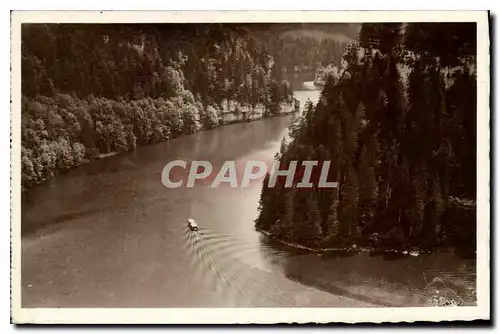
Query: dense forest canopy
22,23,353,99
21,23,353,190
274,33,351,74
255,23,477,256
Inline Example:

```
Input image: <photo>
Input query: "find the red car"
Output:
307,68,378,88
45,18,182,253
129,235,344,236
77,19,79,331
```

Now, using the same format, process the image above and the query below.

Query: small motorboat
187,218,198,231
409,250,419,257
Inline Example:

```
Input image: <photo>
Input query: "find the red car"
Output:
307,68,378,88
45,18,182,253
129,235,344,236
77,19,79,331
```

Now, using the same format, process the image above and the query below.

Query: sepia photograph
10,11,490,324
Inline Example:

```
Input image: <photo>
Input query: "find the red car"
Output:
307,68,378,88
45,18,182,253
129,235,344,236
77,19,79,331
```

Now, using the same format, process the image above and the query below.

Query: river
21,75,476,308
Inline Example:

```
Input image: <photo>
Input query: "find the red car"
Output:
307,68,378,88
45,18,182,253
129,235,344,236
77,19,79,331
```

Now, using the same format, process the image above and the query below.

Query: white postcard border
10,10,490,324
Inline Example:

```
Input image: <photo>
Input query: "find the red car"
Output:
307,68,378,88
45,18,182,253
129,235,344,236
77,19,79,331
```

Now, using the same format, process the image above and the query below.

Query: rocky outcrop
220,99,297,124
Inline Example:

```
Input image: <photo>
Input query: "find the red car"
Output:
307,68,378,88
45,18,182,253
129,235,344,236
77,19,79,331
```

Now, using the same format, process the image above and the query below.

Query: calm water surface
21,75,475,307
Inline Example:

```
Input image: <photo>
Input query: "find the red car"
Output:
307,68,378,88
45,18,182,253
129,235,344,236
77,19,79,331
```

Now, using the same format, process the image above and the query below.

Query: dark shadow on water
258,234,311,256
318,250,358,259
257,231,478,307
368,251,408,261
283,270,397,307
21,206,114,237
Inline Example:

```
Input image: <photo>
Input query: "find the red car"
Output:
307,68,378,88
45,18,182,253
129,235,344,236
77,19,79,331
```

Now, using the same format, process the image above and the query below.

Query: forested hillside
255,23,477,255
21,24,301,190
272,34,350,74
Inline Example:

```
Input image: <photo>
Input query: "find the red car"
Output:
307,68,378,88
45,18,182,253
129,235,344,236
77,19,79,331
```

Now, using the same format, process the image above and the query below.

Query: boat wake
181,226,299,307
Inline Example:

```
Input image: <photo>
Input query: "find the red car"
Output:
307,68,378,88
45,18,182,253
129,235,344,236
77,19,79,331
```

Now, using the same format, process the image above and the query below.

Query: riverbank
258,228,476,307
281,247,477,307
258,228,441,257
22,101,299,192
258,225,477,261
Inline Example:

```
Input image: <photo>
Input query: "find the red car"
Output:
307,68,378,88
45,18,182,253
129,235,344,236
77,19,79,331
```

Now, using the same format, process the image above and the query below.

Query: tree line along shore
255,23,477,256
21,24,349,190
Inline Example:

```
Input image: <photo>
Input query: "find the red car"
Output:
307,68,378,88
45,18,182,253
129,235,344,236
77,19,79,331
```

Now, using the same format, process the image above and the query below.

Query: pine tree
357,144,379,233
338,167,360,239
272,186,295,240
255,173,276,231
247,23,477,252
304,192,324,246
324,188,340,242
279,136,288,158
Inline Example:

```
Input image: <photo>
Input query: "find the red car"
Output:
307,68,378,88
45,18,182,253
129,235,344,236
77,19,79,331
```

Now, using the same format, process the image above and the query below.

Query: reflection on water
258,235,476,307
21,76,475,307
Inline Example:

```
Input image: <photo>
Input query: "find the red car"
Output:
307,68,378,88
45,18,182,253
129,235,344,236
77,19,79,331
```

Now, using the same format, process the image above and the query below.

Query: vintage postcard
10,11,490,324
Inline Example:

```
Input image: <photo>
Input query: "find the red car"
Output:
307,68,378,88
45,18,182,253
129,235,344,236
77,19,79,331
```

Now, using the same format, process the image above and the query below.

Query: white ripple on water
182,226,299,307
